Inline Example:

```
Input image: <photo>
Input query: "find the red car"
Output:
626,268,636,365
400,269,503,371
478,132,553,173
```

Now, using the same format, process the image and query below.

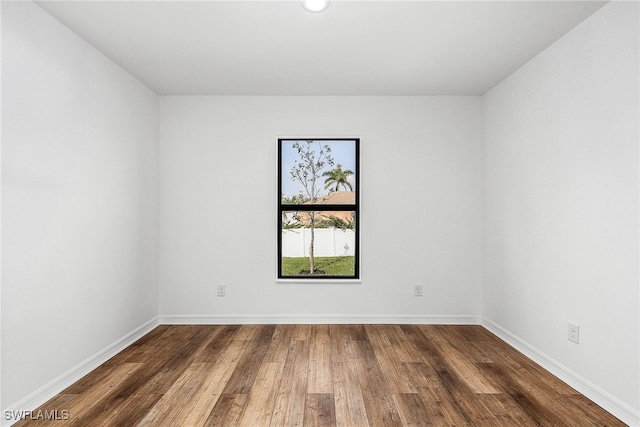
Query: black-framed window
278,138,360,279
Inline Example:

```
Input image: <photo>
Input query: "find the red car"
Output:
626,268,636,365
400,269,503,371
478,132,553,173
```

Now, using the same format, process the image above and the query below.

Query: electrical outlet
217,285,226,297
568,322,579,344
414,284,423,297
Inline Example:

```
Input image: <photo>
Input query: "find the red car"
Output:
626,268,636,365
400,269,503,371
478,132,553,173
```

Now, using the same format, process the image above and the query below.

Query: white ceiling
35,0,607,95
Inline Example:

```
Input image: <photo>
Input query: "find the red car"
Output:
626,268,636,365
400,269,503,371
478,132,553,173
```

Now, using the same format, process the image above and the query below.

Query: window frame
277,138,360,281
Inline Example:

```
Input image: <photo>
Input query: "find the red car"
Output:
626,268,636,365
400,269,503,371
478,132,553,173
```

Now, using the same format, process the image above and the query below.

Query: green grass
282,256,355,276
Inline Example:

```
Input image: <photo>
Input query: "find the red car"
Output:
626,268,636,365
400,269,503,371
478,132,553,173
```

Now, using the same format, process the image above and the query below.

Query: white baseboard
2,317,160,427
159,313,482,325
481,317,640,427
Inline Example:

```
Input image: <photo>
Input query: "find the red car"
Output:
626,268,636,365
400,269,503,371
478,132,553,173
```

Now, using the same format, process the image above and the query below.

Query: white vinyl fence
282,228,355,257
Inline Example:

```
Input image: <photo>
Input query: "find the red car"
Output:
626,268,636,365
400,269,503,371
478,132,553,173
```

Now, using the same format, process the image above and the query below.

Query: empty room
1,0,639,425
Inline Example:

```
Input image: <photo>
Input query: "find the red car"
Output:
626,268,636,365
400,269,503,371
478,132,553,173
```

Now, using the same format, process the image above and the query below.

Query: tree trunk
309,213,315,273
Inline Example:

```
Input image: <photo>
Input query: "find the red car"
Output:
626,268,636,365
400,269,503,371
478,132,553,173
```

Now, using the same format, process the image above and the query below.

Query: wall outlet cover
568,322,579,344
414,284,423,297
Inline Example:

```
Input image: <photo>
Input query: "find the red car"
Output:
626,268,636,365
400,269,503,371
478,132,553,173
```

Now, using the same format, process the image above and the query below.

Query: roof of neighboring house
287,191,356,226
307,191,356,206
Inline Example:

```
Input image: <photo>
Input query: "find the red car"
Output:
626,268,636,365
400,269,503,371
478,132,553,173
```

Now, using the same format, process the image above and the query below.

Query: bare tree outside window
289,140,334,274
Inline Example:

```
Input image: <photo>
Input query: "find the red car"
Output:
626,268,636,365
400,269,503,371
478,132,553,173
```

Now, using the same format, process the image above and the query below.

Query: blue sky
281,139,357,199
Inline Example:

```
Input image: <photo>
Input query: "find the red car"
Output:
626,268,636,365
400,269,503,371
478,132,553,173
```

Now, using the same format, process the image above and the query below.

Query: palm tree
322,164,354,192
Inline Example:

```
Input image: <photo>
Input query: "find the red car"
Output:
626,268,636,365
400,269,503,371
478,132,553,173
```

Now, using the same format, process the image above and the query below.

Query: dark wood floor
16,324,625,426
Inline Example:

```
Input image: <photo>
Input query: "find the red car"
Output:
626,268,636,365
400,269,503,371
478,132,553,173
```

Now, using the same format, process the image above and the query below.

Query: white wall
159,96,483,319
483,0,639,417
1,1,159,410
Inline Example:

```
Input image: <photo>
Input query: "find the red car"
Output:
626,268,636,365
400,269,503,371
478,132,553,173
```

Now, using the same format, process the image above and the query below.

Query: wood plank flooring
15,325,625,426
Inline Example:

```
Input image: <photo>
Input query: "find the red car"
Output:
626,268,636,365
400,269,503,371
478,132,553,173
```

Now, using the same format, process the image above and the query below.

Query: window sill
276,278,361,285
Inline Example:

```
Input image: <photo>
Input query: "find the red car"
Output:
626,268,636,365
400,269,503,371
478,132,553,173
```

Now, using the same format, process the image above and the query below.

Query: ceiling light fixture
301,0,330,13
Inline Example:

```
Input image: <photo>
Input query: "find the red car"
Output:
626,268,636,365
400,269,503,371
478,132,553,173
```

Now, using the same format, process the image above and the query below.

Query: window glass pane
281,211,357,277
280,139,357,205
